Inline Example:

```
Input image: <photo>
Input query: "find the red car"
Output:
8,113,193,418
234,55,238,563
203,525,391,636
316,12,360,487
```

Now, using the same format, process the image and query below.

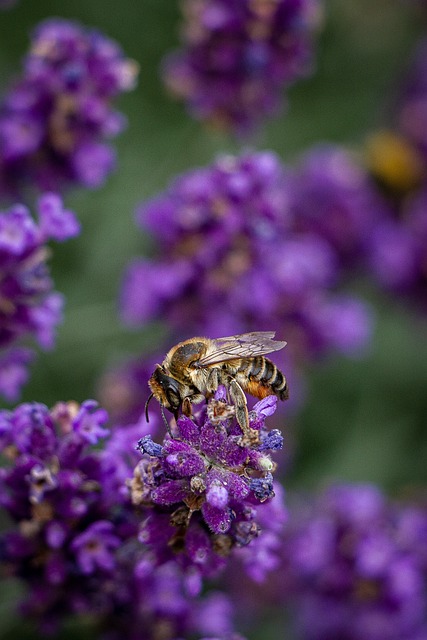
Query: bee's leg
229,379,260,445
229,378,249,435
182,397,192,418
206,367,221,395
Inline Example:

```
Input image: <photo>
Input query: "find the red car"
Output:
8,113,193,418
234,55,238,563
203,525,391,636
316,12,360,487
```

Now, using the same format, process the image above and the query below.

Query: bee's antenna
145,393,154,423
161,405,173,437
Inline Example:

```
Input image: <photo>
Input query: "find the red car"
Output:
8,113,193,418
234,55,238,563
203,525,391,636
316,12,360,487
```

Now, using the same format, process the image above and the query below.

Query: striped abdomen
237,356,289,401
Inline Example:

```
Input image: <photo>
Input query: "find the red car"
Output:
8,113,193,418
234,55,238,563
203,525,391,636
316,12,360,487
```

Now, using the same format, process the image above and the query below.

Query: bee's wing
196,332,287,367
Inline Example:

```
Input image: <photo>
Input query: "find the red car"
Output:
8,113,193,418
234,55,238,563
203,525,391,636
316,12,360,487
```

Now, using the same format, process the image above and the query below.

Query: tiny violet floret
71,520,121,574
72,399,110,444
129,387,286,577
136,434,164,457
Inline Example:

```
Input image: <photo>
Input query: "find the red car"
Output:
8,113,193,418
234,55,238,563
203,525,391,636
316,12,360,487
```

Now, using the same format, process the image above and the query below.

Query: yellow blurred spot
365,130,425,193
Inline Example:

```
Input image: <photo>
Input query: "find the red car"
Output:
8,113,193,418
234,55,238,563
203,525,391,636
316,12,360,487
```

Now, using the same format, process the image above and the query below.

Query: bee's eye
166,388,180,409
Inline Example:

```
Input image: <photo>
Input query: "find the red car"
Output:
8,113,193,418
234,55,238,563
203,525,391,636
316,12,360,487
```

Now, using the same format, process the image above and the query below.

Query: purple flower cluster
129,387,287,579
368,187,427,310
360,38,427,311
292,145,387,270
121,150,373,366
162,0,322,134
396,37,427,167
0,18,137,197
0,399,120,628
280,484,427,640
0,399,245,639
0,193,80,401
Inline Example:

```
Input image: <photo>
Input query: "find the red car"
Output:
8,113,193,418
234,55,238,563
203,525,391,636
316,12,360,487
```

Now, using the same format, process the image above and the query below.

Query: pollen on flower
131,391,286,577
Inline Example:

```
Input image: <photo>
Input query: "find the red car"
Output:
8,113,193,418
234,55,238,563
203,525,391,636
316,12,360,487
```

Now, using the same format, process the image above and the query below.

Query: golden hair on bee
147,331,288,437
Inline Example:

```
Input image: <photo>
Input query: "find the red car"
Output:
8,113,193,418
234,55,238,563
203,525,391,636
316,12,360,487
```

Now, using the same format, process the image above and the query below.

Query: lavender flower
0,399,126,630
163,0,322,134
0,193,80,401
0,18,137,196
121,151,373,365
368,187,427,311
0,398,245,640
291,145,388,269
280,484,427,640
395,37,427,168
128,387,287,579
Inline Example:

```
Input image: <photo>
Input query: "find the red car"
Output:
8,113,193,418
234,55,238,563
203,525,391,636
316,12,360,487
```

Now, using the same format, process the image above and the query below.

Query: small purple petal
258,429,284,451
136,434,163,457
151,479,189,506
249,473,275,502
37,193,81,242
206,480,229,509
202,502,232,534
252,395,278,418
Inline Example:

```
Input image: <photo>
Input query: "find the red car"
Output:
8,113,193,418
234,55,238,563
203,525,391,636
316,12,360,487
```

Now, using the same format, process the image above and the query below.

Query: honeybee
146,331,288,437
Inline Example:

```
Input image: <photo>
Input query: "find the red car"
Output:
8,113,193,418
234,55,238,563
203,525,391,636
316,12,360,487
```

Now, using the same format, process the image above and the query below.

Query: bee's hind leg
228,379,254,439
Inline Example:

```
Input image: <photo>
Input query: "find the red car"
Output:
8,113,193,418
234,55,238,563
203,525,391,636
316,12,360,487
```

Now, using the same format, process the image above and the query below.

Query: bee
146,331,288,437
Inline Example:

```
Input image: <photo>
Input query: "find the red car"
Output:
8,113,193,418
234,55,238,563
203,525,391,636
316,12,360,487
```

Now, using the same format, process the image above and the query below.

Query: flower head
367,187,427,311
121,151,373,365
0,398,244,639
0,194,79,400
129,388,287,578
280,484,427,640
291,145,387,269
163,0,322,134
0,18,137,196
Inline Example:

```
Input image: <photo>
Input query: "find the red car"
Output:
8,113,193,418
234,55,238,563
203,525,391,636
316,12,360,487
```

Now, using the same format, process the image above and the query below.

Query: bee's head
148,365,181,412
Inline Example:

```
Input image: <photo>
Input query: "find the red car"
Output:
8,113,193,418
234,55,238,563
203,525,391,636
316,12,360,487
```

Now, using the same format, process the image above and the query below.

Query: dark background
0,1,427,637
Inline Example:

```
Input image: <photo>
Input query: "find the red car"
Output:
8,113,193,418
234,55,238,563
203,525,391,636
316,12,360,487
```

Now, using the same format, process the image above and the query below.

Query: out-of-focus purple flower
279,484,427,640
0,18,137,196
121,151,373,365
291,145,388,269
0,194,79,400
396,38,427,167
0,346,34,401
72,399,110,444
71,520,121,574
0,398,245,640
368,188,427,310
129,387,287,579
232,481,287,583
162,0,322,134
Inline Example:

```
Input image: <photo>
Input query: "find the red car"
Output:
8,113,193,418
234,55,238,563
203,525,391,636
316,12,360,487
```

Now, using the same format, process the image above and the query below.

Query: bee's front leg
182,397,193,418
206,367,221,395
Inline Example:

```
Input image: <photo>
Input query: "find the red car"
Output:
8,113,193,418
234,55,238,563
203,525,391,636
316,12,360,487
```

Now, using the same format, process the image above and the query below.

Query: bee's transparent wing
196,331,287,367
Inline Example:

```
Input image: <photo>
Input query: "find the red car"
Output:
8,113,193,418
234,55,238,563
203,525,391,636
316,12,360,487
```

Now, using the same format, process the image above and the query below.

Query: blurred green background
0,0,426,527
